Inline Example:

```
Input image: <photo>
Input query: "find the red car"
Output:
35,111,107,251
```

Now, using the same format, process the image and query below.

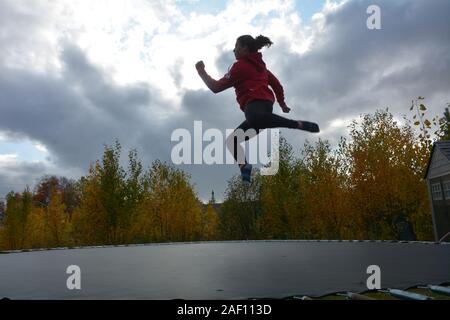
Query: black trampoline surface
1,240,449,300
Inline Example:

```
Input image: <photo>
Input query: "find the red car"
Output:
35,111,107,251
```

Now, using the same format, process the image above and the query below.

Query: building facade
424,141,450,242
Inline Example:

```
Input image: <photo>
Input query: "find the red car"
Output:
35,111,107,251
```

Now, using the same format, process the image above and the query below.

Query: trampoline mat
1,240,449,299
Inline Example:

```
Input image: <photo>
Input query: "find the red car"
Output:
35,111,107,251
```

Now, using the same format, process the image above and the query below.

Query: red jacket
197,52,287,111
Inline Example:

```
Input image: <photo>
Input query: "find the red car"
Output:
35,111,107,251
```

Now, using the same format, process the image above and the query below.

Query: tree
435,103,450,141
259,137,307,239
25,206,47,249
0,200,5,217
203,204,218,240
71,170,108,246
2,188,33,249
345,109,433,239
33,176,59,207
33,175,81,216
45,189,71,247
202,193,218,240
301,139,354,239
121,148,147,241
72,140,146,245
97,140,128,244
131,160,203,243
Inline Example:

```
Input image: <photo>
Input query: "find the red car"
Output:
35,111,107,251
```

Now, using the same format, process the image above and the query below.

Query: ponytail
254,35,273,51
237,34,273,52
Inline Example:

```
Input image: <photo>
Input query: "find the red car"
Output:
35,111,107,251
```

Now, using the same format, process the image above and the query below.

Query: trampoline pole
387,289,433,300
346,292,376,300
428,285,450,296
291,296,313,300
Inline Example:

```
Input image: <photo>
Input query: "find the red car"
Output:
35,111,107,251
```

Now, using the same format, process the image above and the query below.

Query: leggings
226,99,298,165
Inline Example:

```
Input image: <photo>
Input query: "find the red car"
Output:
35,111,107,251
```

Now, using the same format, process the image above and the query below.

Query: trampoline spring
387,289,433,300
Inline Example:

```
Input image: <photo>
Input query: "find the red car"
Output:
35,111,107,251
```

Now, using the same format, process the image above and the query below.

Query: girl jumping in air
195,35,320,183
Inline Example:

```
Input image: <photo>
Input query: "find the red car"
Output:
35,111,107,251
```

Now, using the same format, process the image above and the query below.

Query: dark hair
237,35,273,52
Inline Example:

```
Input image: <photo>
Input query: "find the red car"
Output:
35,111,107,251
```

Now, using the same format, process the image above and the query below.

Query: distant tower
210,190,216,204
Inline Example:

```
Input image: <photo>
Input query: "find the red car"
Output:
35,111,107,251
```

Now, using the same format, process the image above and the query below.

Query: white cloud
1,0,315,105
0,154,18,165
34,143,48,153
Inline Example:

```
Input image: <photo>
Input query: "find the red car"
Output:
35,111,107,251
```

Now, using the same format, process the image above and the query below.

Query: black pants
227,99,298,165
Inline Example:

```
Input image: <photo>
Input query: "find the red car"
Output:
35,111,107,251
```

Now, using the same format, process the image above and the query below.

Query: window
443,181,450,200
431,183,443,200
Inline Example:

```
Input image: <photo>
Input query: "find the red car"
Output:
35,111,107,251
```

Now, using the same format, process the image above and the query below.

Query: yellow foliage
203,204,218,240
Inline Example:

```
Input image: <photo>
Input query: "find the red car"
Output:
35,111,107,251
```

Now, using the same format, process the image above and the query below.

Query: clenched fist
281,104,291,113
195,61,205,71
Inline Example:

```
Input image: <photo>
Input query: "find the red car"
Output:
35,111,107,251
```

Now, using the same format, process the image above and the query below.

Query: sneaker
298,121,320,133
240,163,252,183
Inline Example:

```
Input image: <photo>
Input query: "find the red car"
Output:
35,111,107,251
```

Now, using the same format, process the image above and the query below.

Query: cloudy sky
0,0,449,203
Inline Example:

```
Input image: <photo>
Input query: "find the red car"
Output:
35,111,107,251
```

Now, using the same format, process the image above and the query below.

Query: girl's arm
268,70,289,111
196,61,234,93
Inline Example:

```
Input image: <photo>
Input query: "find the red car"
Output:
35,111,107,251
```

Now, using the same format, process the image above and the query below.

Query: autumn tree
1,188,33,250
218,173,263,240
131,160,203,243
258,137,309,239
25,205,47,249
344,109,433,240
71,170,107,246
434,103,450,141
71,140,126,245
300,139,354,239
33,176,59,207
409,97,448,239
203,204,218,240
0,200,5,249
409,97,441,172
33,175,81,217
73,142,148,245
44,189,71,247
202,192,218,241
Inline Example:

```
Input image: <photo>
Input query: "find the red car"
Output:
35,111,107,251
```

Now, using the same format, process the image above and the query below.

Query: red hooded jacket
197,52,287,111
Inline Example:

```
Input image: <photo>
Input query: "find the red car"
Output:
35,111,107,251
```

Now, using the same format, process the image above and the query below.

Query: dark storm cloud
0,161,48,197
0,43,154,169
278,0,450,121
0,38,244,201
61,43,152,123
181,89,241,127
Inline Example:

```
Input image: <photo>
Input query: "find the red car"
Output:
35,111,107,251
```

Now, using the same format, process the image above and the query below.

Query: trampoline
1,240,449,300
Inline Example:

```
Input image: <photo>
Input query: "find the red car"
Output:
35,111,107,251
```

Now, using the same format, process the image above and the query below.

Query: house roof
424,141,450,179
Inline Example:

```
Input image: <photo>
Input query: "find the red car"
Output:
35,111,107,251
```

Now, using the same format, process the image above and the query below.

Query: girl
195,35,320,182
